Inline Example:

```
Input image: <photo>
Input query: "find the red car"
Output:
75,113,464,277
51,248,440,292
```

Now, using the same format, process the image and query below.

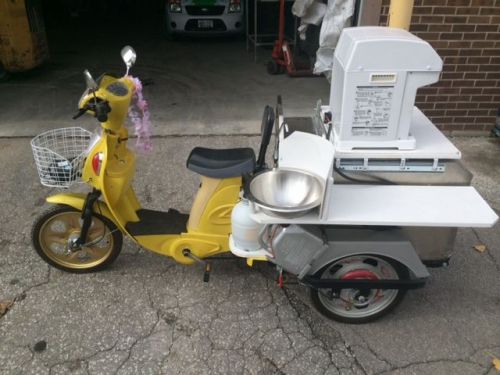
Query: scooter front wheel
310,255,408,324
32,205,123,273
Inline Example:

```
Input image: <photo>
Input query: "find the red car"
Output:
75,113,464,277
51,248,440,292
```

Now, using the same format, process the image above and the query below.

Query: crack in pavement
339,326,392,374
113,278,164,374
114,311,161,374
471,228,500,273
1,266,51,322
376,358,486,375
255,265,367,374
281,287,343,373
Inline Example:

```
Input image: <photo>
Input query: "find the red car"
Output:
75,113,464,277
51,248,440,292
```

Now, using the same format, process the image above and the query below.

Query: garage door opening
0,0,334,137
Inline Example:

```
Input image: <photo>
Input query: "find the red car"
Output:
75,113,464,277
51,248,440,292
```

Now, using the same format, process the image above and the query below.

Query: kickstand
182,249,212,283
203,263,211,283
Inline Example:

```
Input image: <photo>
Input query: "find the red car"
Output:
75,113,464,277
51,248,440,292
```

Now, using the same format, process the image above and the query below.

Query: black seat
186,147,255,178
186,106,274,179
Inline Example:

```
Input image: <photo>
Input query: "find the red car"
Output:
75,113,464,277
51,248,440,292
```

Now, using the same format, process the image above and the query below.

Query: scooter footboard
270,225,430,280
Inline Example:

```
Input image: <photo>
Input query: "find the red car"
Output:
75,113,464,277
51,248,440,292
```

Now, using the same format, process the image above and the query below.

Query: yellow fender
46,193,116,224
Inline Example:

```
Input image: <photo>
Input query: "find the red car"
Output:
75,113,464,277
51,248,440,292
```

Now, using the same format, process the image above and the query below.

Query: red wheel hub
341,269,379,281
340,269,382,305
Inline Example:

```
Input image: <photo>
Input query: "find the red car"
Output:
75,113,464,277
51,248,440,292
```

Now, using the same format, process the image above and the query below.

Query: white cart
229,27,498,323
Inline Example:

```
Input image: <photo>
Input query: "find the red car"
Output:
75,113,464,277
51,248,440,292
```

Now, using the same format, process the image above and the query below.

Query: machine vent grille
370,73,397,83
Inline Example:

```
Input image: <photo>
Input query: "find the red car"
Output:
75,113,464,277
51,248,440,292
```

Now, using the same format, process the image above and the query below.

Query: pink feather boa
128,76,153,153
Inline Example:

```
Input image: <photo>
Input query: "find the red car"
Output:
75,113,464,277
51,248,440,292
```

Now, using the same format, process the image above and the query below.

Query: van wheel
310,255,409,324
32,205,122,273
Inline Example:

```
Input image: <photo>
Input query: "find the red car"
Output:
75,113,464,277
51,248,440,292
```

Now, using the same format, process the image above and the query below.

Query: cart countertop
251,185,498,228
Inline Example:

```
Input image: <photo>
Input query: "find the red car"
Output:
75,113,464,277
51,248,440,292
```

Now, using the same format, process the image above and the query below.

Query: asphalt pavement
0,133,499,375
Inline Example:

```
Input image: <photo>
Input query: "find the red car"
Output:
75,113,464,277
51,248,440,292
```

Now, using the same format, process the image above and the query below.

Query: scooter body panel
83,130,140,221
132,176,242,263
188,176,241,235
131,232,229,264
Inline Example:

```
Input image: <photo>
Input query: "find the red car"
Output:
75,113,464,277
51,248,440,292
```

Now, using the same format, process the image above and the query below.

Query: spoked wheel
310,255,409,324
32,206,122,273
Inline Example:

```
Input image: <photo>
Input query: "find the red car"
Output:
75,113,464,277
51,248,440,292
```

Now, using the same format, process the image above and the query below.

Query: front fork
74,189,101,247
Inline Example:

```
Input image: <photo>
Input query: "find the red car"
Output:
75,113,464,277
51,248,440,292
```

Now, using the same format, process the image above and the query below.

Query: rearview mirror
83,69,98,91
121,46,136,72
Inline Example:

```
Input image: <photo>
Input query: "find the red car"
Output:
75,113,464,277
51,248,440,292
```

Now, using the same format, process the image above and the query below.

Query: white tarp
292,0,355,79
293,0,327,40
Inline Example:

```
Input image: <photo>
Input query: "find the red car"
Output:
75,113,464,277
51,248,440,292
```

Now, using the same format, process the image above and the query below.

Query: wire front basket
31,127,93,188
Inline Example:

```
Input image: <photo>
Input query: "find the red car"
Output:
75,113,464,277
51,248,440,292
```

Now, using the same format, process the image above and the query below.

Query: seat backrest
256,105,275,171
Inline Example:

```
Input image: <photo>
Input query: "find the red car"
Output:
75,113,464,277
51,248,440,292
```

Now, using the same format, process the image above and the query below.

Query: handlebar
73,100,112,123
72,107,87,120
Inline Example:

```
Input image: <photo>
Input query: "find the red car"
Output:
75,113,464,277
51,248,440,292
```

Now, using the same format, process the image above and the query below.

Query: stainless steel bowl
248,168,324,218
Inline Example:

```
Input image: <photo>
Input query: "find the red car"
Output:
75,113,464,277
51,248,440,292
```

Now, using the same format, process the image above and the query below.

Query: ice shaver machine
330,27,443,151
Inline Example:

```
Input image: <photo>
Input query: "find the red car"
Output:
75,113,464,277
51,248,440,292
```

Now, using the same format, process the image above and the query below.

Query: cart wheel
310,255,409,324
32,205,123,273
267,60,283,75
0,62,9,82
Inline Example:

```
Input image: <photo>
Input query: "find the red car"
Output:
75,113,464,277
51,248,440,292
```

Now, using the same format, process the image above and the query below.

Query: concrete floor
0,24,329,138
1,22,500,375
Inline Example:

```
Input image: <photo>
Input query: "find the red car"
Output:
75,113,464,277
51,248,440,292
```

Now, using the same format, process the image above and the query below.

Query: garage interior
0,0,360,137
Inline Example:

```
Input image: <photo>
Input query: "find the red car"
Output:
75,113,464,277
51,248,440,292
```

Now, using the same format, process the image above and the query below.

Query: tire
310,255,409,324
32,205,123,273
267,60,283,75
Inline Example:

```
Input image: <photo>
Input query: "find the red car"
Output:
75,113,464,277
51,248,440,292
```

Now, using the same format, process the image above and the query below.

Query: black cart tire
32,205,122,273
310,255,409,324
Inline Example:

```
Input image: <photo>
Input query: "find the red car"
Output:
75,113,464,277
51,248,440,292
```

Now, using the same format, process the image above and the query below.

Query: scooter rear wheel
310,255,408,324
32,205,123,273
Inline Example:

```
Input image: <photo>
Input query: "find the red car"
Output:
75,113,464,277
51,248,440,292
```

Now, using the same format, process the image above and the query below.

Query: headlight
228,0,241,12
168,0,182,12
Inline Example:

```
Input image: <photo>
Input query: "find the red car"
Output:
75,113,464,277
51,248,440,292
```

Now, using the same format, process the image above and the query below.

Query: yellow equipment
388,0,414,31
0,0,49,79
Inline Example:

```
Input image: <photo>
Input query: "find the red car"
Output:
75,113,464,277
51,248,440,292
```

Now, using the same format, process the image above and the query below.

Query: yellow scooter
31,46,274,280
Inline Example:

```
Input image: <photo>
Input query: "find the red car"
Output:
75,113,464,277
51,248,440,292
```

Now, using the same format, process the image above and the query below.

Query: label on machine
352,86,394,137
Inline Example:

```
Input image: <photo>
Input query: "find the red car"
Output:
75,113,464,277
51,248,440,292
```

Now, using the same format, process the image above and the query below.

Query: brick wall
380,0,500,133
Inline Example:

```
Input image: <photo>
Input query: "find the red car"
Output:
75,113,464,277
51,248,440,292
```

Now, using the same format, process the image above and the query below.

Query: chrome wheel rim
318,256,400,319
